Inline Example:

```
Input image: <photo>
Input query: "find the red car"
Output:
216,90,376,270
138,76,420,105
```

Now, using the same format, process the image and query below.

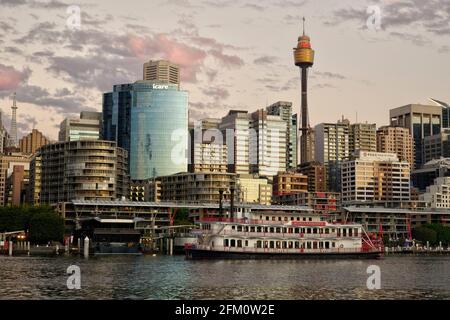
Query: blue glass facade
103,81,188,180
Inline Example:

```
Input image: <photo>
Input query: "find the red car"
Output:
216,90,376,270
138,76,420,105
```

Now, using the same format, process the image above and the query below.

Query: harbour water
0,255,449,299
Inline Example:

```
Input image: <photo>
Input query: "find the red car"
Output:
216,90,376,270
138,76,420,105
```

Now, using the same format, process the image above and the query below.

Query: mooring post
83,236,89,258
27,241,30,256
8,239,13,257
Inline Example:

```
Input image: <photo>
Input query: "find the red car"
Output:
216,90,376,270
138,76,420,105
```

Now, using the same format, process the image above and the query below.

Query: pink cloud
0,64,30,91
127,33,207,82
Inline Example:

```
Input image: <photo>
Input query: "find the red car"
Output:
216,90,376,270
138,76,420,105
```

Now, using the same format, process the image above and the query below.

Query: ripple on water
0,255,449,300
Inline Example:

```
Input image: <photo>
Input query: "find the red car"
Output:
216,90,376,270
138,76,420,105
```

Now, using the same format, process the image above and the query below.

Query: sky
0,0,449,140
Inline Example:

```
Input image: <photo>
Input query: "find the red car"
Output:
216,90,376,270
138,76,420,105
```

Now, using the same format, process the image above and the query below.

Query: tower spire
9,92,18,148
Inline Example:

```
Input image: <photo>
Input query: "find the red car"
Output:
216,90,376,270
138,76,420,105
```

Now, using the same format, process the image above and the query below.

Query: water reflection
0,255,449,300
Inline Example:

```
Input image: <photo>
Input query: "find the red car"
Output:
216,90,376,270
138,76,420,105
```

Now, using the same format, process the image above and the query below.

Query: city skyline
0,0,450,141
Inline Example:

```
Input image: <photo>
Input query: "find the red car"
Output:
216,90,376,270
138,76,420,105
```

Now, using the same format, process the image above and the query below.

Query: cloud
254,56,278,65
0,64,31,91
314,71,346,80
389,31,431,46
0,0,72,9
243,3,265,11
201,87,230,100
209,50,244,68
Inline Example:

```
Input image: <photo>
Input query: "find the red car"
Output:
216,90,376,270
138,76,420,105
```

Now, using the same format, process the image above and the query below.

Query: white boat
185,209,383,259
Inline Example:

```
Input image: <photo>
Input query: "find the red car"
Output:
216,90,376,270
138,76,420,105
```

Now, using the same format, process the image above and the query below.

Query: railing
199,217,328,226
187,245,381,254
218,230,349,238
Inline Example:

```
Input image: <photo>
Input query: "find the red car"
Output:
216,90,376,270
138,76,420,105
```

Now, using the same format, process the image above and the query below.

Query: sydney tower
293,18,315,164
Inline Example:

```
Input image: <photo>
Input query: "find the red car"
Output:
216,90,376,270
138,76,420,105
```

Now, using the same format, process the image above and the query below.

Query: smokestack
230,186,235,220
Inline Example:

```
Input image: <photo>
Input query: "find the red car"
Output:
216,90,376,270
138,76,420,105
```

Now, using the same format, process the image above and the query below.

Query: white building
421,177,450,208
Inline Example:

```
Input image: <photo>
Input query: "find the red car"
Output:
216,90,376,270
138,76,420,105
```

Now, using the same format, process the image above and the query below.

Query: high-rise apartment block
377,126,414,169
341,151,410,204
390,104,442,168
19,129,51,154
266,101,298,169
250,109,287,177
59,111,102,142
143,60,180,87
219,110,251,174
272,171,308,196
38,140,128,204
349,123,376,154
314,121,350,192
236,175,272,205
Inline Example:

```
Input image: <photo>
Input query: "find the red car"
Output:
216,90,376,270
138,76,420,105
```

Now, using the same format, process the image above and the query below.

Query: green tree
173,208,193,226
28,212,65,244
412,225,438,245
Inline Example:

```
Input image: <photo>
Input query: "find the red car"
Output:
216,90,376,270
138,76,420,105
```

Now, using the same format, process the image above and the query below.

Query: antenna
302,17,306,36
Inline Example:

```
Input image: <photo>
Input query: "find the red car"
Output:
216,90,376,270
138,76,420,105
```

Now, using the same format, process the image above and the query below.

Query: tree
412,226,437,246
28,212,65,244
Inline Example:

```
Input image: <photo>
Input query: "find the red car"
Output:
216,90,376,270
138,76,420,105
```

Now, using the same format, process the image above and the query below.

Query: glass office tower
103,81,188,180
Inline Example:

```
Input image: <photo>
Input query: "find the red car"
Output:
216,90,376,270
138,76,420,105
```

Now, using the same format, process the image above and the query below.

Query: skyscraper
19,129,51,154
315,121,350,192
219,110,251,174
390,104,442,168
103,80,188,180
266,101,298,169
377,126,414,168
250,109,287,177
293,18,315,164
143,60,180,87
349,123,377,154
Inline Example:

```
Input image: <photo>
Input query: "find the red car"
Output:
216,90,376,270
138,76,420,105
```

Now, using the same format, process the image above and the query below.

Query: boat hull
185,249,382,260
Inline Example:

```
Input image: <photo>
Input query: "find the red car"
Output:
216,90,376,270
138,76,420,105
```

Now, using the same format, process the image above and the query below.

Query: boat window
260,215,263,220
224,239,229,247
313,242,318,249
250,227,255,233
303,217,306,221
294,228,299,233
237,240,242,247
266,216,269,221
295,242,299,249
256,227,261,233
278,217,282,221
343,229,347,237
307,242,311,249
291,217,294,221
230,239,235,247
337,229,341,237
284,217,288,221
276,241,281,249
296,217,300,221
332,242,336,248
232,226,236,231
237,226,242,232
307,228,311,234
269,241,274,249
349,228,353,237
272,216,276,221
288,241,293,249
212,241,215,248
270,227,274,233
244,240,248,247
319,242,323,249
325,228,329,234
313,228,317,234
264,241,268,248
354,228,359,237
256,241,262,248
309,217,312,221
276,227,281,233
